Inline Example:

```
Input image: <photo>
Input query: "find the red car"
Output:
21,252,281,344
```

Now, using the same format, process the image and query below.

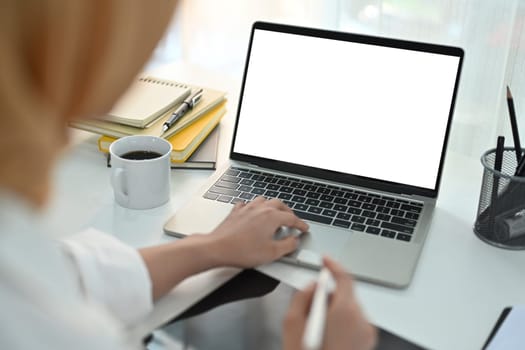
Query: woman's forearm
139,234,223,301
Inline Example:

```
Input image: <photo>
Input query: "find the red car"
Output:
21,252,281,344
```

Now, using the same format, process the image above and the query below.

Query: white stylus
302,268,334,350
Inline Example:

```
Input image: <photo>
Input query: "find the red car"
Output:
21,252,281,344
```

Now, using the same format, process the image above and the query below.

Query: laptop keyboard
203,167,423,242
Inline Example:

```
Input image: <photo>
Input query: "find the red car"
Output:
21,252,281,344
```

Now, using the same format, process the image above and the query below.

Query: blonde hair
0,0,177,206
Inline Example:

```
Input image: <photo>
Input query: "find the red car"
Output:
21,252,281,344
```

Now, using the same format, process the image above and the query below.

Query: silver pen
162,88,203,132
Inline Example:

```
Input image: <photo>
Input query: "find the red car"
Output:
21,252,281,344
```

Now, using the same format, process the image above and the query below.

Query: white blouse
0,192,153,349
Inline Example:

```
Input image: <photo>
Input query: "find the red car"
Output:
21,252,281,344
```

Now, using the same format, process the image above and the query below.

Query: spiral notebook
70,84,226,140
101,76,191,128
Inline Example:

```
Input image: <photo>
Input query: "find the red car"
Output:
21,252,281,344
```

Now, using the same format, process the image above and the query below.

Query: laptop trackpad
296,249,323,267
292,224,350,267
294,226,351,268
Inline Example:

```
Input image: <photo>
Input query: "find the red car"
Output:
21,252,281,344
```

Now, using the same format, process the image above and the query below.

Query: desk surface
47,63,525,350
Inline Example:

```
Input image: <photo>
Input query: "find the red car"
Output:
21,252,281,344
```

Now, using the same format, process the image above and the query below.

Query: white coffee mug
109,135,172,209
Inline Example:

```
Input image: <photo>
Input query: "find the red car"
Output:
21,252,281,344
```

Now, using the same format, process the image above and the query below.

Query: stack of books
69,76,226,169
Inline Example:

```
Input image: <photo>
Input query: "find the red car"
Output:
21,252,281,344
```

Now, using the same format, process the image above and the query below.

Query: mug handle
111,167,128,204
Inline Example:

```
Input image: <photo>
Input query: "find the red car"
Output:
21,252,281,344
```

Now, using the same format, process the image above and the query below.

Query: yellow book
70,80,226,139
99,102,226,163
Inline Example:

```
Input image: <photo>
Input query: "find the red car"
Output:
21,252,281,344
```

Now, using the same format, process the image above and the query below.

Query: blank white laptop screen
233,29,461,190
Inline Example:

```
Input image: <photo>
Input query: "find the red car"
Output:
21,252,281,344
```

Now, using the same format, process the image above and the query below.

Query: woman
0,1,376,349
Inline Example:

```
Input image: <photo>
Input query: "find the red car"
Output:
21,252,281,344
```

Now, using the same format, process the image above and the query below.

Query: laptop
164,21,464,288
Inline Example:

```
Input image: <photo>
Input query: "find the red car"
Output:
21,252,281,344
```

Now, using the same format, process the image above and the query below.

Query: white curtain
337,0,525,158
152,0,339,76
150,0,525,158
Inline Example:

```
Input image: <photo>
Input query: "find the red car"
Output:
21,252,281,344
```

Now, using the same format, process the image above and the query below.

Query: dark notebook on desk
164,21,464,288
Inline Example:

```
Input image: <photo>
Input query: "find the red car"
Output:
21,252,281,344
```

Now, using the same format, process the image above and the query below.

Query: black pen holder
474,147,525,249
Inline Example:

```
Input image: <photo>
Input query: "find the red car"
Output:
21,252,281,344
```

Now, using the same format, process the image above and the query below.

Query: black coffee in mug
121,150,163,160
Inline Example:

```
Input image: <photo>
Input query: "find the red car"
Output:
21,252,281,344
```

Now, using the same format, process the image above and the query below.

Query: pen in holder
474,147,525,249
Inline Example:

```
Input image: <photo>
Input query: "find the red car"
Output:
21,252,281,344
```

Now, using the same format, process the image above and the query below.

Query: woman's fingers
323,256,355,300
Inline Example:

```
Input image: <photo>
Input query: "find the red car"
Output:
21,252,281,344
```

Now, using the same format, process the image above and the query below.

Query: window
150,0,525,157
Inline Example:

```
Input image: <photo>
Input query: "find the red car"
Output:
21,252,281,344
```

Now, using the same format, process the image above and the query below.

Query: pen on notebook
162,88,203,132
302,268,333,350
506,86,522,164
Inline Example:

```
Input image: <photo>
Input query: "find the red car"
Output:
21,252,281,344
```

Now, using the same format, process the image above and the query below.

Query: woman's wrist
185,233,232,269
139,233,232,300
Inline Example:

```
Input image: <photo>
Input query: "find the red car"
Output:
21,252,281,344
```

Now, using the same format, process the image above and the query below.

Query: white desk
47,63,525,350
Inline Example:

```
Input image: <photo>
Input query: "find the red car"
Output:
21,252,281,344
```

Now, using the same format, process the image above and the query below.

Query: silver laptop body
164,21,464,288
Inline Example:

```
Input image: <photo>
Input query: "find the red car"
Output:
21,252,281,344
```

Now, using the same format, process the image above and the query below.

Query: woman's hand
208,196,309,268
140,196,307,300
283,257,377,350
